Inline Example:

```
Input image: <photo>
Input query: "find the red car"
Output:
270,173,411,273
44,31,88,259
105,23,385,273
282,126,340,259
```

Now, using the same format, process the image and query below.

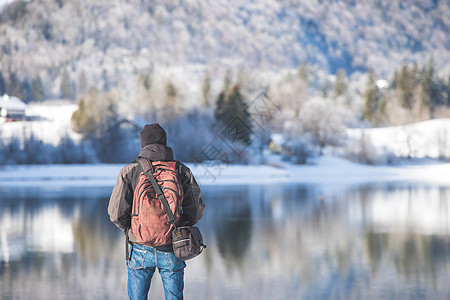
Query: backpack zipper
173,238,190,245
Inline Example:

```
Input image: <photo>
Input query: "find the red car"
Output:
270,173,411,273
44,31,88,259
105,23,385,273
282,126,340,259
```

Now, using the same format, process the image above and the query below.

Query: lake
0,182,449,299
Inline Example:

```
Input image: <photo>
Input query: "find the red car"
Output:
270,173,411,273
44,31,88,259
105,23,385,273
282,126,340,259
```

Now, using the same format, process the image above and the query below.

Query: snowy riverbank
1,155,449,188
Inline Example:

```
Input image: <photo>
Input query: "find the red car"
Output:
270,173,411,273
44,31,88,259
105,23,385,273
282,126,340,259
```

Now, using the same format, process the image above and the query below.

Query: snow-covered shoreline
1,156,449,188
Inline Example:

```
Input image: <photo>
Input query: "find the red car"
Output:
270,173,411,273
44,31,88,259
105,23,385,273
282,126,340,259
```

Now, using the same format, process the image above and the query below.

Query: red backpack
131,159,184,246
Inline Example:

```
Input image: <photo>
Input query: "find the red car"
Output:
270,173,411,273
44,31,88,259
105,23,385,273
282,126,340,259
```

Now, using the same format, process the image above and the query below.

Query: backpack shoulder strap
136,157,153,173
135,157,176,226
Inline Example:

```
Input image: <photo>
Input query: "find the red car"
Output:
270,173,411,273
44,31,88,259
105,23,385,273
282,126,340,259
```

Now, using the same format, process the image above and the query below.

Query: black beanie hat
140,123,167,147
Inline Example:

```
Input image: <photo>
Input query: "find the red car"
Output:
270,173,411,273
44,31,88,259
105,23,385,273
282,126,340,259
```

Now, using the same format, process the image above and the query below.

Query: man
108,123,205,300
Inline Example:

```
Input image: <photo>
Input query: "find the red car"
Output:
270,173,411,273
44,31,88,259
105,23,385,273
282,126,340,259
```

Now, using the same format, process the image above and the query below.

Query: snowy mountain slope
0,0,448,99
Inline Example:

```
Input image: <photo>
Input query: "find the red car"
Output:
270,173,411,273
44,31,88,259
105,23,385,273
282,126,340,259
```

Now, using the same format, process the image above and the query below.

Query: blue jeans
127,244,186,300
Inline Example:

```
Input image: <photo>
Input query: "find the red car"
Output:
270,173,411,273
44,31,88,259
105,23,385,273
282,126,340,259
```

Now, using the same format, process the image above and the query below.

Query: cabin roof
0,95,27,111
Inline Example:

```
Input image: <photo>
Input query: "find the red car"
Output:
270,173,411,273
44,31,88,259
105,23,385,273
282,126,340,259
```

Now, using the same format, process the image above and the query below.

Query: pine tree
138,71,152,91
398,64,414,109
161,79,181,121
447,75,450,106
60,67,72,99
298,63,311,84
96,91,120,162
214,91,227,125
9,72,23,99
0,71,6,95
78,70,87,96
215,84,252,146
201,70,211,107
223,69,232,94
31,76,44,101
363,68,381,124
420,58,438,116
165,80,178,102
392,70,399,89
71,87,120,146
71,87,99,136
320,78,332,98
22,78,32,103
227,84,249,123
133,72,154,117
102,69,110,92
333,69,348,99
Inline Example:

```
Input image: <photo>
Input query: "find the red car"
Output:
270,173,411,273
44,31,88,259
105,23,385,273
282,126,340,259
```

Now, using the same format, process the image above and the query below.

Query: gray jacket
108,144,205,243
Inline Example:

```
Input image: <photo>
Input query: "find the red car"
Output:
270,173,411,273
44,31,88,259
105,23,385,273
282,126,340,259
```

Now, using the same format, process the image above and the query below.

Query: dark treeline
363,58,450,126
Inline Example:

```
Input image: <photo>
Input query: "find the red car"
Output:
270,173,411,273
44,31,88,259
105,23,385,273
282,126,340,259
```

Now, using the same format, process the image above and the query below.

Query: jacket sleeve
179,163,205,226
108,164,135,234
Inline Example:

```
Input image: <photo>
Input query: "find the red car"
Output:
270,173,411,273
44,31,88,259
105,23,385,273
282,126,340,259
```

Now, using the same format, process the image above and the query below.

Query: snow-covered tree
298,97,346,155
165,108,215,162
0,0,448,102
274,71,312,121
127,71,155,119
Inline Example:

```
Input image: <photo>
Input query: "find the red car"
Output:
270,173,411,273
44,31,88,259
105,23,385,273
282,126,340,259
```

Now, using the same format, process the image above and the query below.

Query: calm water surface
0,182,449,300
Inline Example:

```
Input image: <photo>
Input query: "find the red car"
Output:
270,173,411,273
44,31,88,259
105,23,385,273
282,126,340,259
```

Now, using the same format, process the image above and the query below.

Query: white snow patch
347,119,450,159
0,156,449,188
0,101,81,145
0,103,449,188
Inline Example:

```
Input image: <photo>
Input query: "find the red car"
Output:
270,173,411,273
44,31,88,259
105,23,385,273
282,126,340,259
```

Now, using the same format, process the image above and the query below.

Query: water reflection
0,183,449,299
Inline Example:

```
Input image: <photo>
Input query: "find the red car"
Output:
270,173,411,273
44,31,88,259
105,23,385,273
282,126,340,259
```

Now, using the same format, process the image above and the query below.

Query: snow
0,0,12,10
0,155,449,188
0,103,449,188
25,205,76,253
347,119,450,159
363,191,450,235
0,101,81,145
0,95,27,112
191,155,450,186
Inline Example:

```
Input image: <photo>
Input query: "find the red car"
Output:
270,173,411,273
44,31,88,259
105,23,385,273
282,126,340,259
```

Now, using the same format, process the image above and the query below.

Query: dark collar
138,144,174,161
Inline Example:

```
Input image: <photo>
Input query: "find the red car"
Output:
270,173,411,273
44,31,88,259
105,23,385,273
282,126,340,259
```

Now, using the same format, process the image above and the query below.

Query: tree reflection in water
215,202,252,270
0,183,449,299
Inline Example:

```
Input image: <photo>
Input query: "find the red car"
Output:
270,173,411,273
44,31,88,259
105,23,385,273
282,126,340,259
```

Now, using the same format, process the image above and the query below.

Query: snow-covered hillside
347,119,450,160
0,0,448,100
1,102,450,163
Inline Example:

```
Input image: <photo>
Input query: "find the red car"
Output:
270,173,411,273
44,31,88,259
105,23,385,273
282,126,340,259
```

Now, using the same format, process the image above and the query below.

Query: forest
0,0,449,164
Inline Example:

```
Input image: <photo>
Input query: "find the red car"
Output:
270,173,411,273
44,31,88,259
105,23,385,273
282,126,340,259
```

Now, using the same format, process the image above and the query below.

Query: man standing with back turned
108,123,205,300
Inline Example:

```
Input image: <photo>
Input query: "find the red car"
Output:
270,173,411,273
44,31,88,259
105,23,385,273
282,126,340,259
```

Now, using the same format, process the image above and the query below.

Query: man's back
108,123,204,300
